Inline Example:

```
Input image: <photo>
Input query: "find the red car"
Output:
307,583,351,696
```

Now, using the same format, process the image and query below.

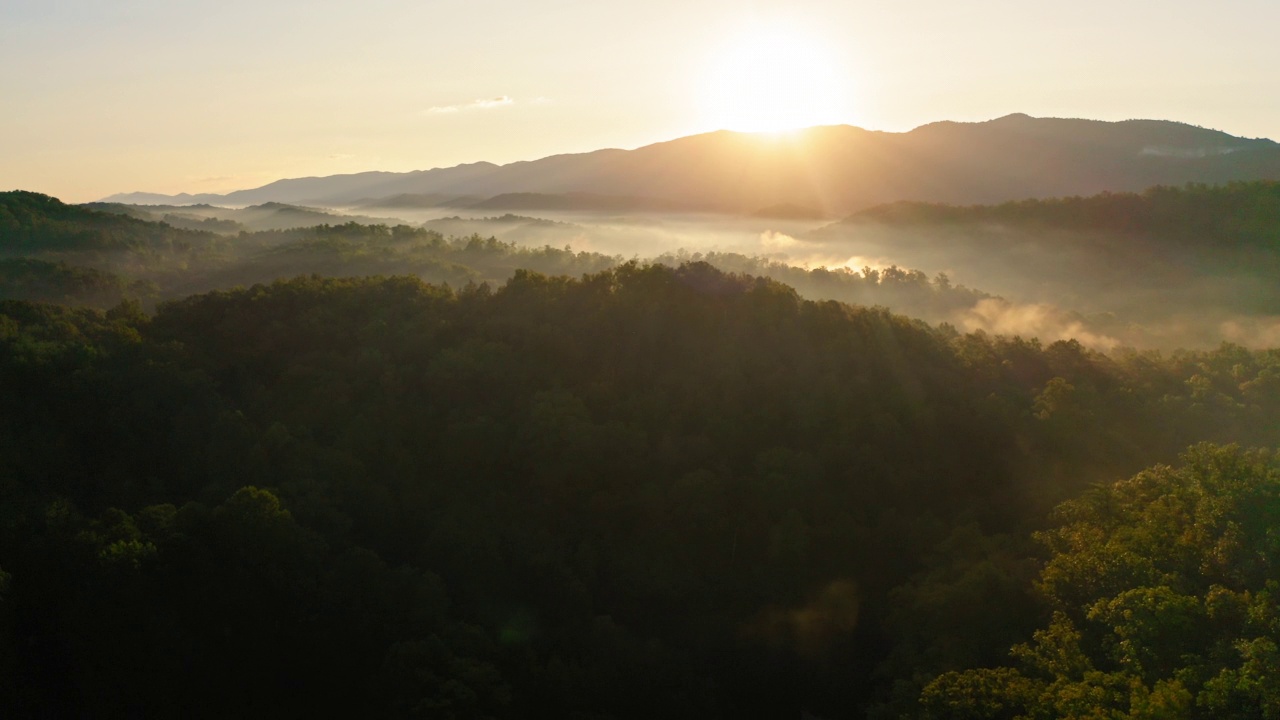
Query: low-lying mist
18,190,1280,351
324,203,1280,351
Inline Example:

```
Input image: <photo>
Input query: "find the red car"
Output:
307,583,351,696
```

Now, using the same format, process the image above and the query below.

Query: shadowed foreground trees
2,264,1280,717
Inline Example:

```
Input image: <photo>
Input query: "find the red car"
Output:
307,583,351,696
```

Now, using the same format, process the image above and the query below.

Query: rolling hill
104,114,1280,214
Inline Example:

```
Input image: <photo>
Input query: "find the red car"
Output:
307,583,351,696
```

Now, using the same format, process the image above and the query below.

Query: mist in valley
50,187,1280,353
317,197,1280,351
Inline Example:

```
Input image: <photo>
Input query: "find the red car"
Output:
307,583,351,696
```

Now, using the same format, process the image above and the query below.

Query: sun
699,22,853,133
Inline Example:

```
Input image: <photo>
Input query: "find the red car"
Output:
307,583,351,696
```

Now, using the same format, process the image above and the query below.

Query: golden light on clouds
698,21,855,133
426,96,517,115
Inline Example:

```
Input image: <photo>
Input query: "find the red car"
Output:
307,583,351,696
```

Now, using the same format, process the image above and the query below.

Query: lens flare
699,21,854,133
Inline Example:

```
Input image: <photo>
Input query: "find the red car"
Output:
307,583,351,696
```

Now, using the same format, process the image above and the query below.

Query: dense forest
841,181,1280,252
3,184,1280,717
921,443,1280,718
0,191,984,327
2,260,1279,717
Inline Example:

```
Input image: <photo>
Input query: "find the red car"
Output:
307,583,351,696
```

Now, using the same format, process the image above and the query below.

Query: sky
3,0,1278,202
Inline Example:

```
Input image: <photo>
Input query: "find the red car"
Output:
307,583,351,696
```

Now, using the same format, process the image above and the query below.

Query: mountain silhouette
104,115,1280,214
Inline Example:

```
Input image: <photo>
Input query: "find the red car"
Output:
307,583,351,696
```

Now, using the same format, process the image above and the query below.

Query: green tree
921,444,1280,719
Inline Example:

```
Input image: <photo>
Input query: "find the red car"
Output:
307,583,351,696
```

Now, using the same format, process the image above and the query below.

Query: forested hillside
3,264,1279,717
0,191,988,329
83,200,404,234
840,181,1280,252
0,190,621,304
813,181,1280,349
0,190,217,254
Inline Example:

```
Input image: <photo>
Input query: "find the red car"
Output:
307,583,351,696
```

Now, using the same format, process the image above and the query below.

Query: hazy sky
3,0,1278,202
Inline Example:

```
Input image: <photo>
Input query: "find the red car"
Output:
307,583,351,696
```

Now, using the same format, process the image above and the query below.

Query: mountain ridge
103,114,1280,214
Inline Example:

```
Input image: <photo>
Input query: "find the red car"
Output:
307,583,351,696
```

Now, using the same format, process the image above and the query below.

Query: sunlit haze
698,19,853,133
9,1,1280,714
3,0,1279,201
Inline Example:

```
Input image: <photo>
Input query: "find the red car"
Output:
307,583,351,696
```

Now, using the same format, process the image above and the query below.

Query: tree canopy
921,444,1280,719
2,264,1279,717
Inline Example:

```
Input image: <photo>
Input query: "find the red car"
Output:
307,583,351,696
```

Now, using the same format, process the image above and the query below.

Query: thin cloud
426,96,516,114
473,96,514,109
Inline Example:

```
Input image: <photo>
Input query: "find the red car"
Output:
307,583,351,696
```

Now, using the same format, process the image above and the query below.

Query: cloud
473,95,514,109
759,230,801,250
1220,316,1280,347
956,297,1120,350
425,96,516,114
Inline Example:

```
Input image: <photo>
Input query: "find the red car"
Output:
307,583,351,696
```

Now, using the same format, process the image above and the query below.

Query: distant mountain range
82,201,402,233
347,192,697,214
104,114,1280,215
